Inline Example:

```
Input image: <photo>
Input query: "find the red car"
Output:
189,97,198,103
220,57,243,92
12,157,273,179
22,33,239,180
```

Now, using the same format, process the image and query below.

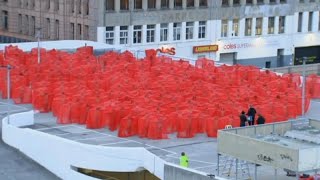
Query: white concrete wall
299,148,320,172
2,112,165,180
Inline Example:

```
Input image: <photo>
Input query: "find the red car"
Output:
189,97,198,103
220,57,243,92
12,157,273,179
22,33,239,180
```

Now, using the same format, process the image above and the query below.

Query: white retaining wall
1,111,165,180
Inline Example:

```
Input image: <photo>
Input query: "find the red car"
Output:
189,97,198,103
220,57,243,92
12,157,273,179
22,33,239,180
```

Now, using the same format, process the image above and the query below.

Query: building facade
96,0,320,68
0,0,99,43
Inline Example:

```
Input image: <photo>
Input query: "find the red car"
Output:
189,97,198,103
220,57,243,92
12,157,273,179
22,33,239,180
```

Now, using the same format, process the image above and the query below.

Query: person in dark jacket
257,114,266,125
239,111,247,127
246,105,257,126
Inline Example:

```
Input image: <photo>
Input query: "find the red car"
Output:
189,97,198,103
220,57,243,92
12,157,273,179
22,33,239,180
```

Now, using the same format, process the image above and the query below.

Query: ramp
306,99,320,120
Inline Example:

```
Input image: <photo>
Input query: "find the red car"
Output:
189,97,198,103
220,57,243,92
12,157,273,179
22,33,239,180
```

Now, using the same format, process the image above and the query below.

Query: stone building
0,0,99,43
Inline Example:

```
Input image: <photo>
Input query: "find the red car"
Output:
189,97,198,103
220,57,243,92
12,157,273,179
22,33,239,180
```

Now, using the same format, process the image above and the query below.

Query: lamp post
302,57,307,117
36,27,42,64
0,65,11,123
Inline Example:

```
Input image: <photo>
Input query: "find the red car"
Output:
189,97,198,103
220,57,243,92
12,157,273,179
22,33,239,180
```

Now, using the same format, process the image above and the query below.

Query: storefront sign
156,47,176,55
193,45,218,53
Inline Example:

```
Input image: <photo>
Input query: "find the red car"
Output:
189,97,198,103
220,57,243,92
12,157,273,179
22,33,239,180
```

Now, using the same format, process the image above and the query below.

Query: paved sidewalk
0,100,60,180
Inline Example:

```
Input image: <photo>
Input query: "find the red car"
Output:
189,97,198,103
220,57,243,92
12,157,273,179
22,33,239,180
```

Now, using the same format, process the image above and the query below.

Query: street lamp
0,65,12,123
36,27,42,64
301,57,307,117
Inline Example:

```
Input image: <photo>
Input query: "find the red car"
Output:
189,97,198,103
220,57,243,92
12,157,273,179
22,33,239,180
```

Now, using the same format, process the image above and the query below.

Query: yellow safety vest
180,155,189,167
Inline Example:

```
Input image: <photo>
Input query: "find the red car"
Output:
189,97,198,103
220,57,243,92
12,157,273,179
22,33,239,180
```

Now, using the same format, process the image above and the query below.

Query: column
128,25,133,46
302,12,308,33
239,18,245,37
115,0,120,12
313,11,319,32
228,19,233,37
262,17,268,35
181,21,186,41
156,0,161,9
182,0,187,8
168,22,173,41
194,21,199,40
114,26,120,45
155,23,160,43
143,0,148,10
252,17,256,36
274,16,279,34
142,24,147,44
195,0,199,8
169,0,174,9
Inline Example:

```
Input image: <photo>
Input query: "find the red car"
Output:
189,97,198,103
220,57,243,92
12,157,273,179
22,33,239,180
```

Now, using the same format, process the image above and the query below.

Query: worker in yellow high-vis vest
180,152,189,167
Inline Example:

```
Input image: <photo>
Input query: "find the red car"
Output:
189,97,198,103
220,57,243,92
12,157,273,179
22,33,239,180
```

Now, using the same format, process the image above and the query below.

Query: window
55,20,59,39
186,22,194,40
221,20,228,37
256,18,263,35
46,0,50,9
232,19,239,36
106,0,114,11
46,18,50,39
77,24,82,39
105,26,114,44
161,0,169,8
308,12,313,32
245,18,252,36
257,0,264,4
18,14,22,33
160,23,168,41
120,26,128,44
246,0,253,5
84,25,89,40
268,17,275,34
233,0,240,5
2,11,8,30
174,0,182,9
279,16,285,34
280,0,286,3
134,0,142,10
31,0,35,8
198,21,206,39
70,0,75,13
120,0,129,10
70,23,74,39
222,0,229,6
146,25,155,43
77,0,82,14
84,0,89,15
54,0,59,11
269,0,276,3
310,0,315,2
24,15,29,35
299,0,304,2
133,25,142,44
31,16,35,36
187,0,194,8
199,0,207,7
298,12,302,32
173,22,181,41
148,0,156,9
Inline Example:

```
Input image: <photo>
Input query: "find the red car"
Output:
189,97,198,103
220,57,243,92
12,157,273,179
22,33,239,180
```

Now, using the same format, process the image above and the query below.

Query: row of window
15,14,90,40
105,0,208,11
105,21,206,45
297,12,320,33
221,16,285,37
16,0,89,15
222,0,287,6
